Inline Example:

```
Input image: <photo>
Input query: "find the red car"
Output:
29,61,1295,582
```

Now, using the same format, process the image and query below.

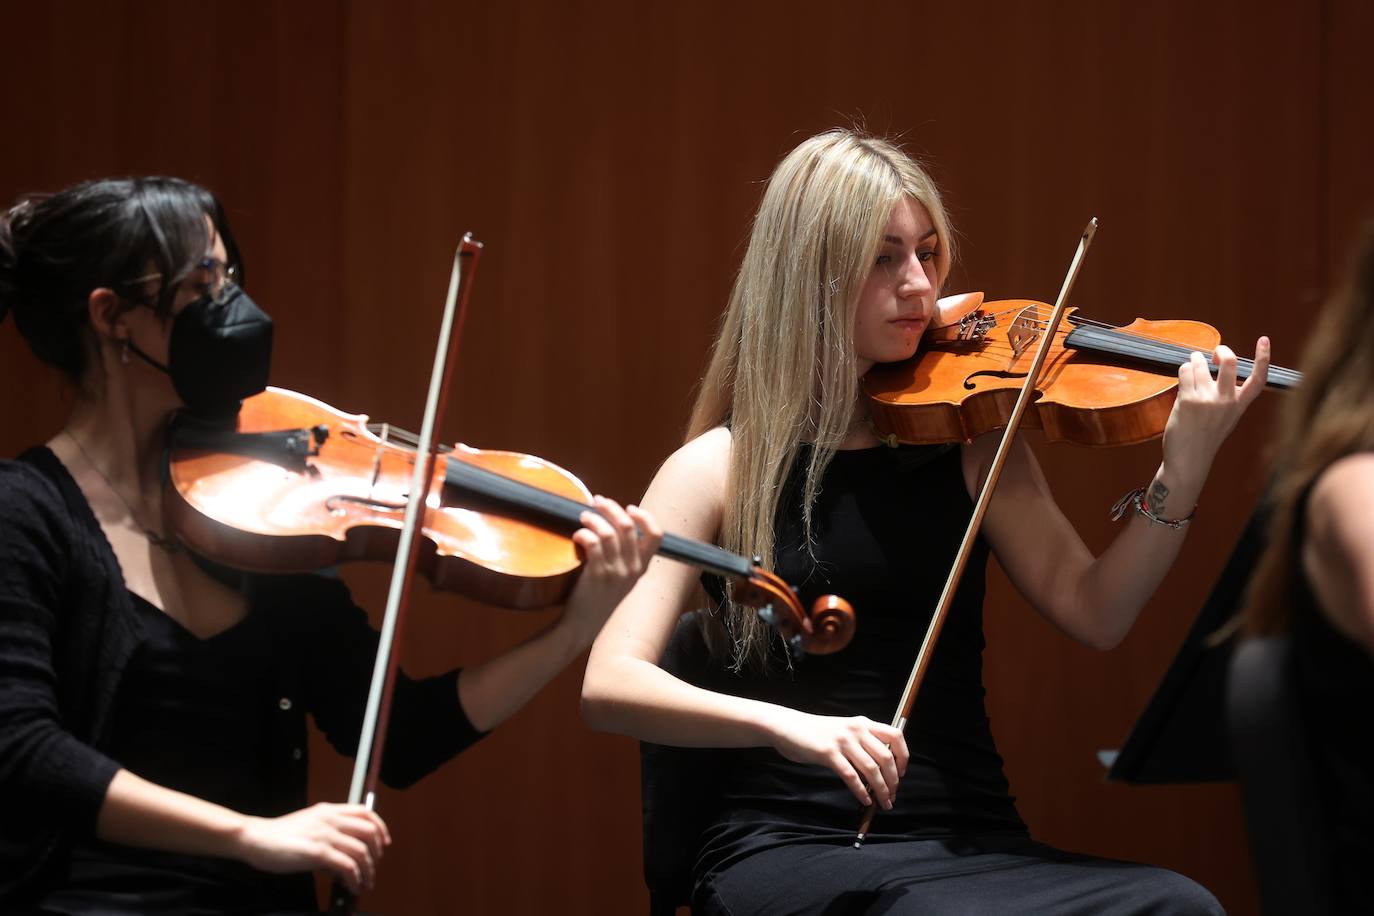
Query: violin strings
1066,325,1301,384
1063,323,1300,386
965,328,1298,379
980,302,1258,356
959,306,1299,387
979,303,1215,343
365,424,454,453
359,421,755,575
1011,304,1272,361
944,332,1300,387
439,455,754,577
971,305,1197,362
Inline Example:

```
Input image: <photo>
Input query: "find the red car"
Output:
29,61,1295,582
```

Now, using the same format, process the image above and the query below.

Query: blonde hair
1244,217,1374,636
688,129,954,668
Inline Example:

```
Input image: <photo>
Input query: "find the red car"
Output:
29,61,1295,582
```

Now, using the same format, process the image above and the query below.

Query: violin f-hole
963,369,1029,390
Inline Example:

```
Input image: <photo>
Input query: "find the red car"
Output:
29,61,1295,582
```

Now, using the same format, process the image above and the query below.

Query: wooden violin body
166,387,589,608
166,387,855,654
865,297,1296,448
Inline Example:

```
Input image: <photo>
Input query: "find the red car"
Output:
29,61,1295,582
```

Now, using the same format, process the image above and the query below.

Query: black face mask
129,285,274,422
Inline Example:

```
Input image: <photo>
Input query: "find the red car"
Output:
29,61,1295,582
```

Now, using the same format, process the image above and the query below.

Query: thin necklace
862,415,900,449
62,429,181,553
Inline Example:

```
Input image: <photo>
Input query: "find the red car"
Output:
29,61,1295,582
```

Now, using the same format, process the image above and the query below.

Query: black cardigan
0,446,484,902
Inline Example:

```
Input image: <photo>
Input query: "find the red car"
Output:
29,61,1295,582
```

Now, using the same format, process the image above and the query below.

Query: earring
120,338,130,365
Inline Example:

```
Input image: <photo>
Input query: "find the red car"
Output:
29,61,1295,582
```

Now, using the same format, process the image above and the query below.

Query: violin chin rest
932,291,985,329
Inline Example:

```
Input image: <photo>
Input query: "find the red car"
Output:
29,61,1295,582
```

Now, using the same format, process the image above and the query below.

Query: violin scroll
737,568,855,658
806,594,857,653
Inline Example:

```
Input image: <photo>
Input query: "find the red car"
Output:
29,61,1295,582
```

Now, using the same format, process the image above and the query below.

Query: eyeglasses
196,257,240,305
120,257,240,306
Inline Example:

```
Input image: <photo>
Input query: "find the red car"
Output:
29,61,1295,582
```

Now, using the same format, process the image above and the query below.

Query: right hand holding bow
235,802,391,895
767,708,909,810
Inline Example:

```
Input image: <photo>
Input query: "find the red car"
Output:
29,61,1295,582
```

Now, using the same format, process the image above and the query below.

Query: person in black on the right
1243,217,1374,914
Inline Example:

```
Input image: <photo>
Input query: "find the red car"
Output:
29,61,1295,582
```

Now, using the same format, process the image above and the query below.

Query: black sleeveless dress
1293,541,1374,913
666,442,1222,915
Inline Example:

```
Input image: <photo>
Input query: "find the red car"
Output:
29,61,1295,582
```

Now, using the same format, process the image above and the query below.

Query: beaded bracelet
1109,486,1195,530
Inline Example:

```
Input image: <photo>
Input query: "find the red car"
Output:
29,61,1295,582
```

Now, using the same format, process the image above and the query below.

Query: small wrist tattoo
1147,480,1170,515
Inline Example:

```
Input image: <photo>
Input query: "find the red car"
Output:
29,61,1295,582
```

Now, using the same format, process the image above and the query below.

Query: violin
863,291,1300,447
164,386,855,657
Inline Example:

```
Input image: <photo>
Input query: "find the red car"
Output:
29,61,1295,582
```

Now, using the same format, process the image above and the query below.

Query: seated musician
0,176,663,914
1243,216,1374,913
581,128,1268,914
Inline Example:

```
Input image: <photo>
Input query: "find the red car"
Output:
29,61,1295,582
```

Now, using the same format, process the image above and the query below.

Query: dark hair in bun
0,177,241,380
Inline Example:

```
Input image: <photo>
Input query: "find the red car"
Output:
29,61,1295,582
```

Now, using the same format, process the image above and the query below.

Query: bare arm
457,496,661,732
975,339,1270,649
582,429,781,747
1302,454,1374,655
582,428,909,810
973,438,1201,649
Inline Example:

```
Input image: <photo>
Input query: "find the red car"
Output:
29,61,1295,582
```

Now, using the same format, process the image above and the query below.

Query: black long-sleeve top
0,446,485,906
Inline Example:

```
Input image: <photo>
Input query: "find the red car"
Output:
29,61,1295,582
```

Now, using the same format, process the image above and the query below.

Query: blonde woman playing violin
582,128,1268,915
0,177,662,914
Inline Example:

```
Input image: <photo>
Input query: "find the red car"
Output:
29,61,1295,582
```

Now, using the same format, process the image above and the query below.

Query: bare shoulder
642,426,732,541
1304,453,1374,652
1307,453,1374,539
587,428,733,664
660,426,731,482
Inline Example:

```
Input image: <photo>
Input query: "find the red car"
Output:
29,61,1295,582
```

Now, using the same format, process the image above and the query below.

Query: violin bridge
1008,307,1041,359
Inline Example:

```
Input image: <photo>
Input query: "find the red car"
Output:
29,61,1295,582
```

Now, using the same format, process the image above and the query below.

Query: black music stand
1103,498,1271,784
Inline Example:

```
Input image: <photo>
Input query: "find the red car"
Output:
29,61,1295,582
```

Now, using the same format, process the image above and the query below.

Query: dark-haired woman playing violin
0,177,662,914
582,129,1268,914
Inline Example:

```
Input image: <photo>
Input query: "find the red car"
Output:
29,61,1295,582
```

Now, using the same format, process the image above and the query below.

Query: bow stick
329,234,484,913
853,219,1099,847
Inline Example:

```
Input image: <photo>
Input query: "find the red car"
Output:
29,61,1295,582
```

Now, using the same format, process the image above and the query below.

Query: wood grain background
3,2,1372,912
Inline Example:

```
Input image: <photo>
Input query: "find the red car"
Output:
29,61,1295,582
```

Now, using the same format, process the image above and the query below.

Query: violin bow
329,235,484,914
852,218,1099,846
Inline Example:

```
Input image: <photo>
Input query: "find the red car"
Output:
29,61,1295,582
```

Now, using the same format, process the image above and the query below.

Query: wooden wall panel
1327,0,1374,275
2,1,1369,912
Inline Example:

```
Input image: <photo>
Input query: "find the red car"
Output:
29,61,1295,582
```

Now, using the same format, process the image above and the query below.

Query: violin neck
441,460,754,580
1062,325,1301,390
